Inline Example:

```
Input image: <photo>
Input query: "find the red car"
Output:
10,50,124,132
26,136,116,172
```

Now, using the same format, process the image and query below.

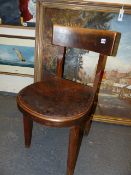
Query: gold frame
39,1,131,14
94,115,131,126
35,0,131,126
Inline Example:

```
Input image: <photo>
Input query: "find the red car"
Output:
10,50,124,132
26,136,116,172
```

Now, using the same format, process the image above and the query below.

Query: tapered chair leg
23,115,33,148
67,125,84,175
84,119,92,136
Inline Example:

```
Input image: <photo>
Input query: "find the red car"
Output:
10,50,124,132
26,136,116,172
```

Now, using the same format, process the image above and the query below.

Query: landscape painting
73,14,131,123
95,14,131,122
0,45,34,68
0,37,35,68
66,13,131,124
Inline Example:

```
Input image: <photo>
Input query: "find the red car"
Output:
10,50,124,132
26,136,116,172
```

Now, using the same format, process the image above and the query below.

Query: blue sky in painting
110,14,131,64
0,45,34,67
82,13,131,75
104,13,131,73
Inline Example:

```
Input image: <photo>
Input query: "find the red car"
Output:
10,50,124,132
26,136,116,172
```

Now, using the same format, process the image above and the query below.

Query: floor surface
0,92,131,175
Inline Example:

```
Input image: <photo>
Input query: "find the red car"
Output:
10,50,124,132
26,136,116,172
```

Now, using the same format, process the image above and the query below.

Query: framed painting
34,0,131,125
0,25,35,77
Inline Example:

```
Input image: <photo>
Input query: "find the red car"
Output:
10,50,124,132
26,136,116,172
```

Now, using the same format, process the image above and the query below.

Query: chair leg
23,115,33,148
84,119,92,136
67,125,84,175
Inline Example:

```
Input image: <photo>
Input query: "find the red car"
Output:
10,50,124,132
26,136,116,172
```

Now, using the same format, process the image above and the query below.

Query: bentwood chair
17,25,121,175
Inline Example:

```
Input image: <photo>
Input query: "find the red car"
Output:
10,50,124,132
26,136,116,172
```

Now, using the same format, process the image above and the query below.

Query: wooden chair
17,25,121,175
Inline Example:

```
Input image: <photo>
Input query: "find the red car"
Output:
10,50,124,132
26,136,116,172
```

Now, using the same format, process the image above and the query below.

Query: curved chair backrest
53,25,120,56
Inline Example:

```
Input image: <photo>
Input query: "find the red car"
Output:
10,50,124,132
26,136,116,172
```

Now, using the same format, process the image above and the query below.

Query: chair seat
17,75,94,127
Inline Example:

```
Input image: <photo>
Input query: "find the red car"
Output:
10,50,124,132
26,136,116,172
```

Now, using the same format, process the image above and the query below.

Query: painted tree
43,9,114,82
64,11,114,81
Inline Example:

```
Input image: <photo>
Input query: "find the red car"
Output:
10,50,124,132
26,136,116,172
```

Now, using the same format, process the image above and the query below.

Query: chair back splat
17,23,121,175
